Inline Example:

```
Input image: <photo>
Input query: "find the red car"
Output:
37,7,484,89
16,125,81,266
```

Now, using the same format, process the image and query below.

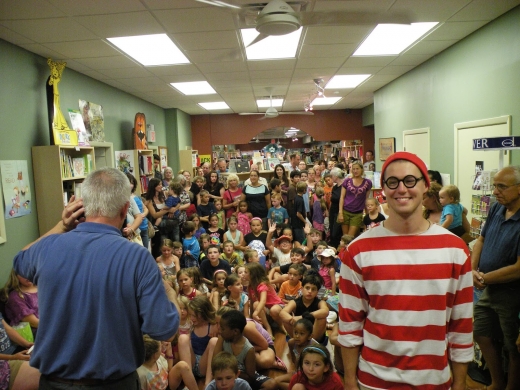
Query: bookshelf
32,145,96,235
89,141,114,168
114,149,154,196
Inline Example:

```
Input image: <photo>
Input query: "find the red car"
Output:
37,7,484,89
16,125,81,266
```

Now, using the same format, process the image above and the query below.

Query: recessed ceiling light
257,99,283,108
241,28,302,60
107,34,190,66
311,97,342,106
171,81,216,95
326,75,371,89
353,23,438,56
198,102,230,110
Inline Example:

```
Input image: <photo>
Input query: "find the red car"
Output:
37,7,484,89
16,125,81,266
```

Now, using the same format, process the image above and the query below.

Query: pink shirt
251,283,283,308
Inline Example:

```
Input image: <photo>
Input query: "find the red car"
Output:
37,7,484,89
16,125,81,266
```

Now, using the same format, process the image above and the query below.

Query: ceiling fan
196,0,410,47
239,91,314,119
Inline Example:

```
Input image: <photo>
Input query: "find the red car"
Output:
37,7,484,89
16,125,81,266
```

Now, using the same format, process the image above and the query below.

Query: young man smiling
338,152,473,390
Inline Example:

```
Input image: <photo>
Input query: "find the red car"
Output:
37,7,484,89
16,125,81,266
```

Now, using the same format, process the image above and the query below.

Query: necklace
383,219,431,235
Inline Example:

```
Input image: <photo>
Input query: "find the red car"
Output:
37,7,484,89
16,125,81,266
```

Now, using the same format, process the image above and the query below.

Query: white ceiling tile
17,43,66,60
248,69,294,79
73,55,140,69
0,25,34,45
97,67,153,79
78,69,112,81
1,18,98,42
296,57,345,69
45,40,118,58
186,49,245,63
173,31,240,51
47,0,146,15
75,12,165,38
425,21,488,40
148,64,202,77
153,8,235,33
64,59,97,73
312,0,396,13
247,59,297,71
388,54,431,66
299,44,356,58
404,40,459,55
389,0,473,21
344,56,397,67
197,61,248,74
144,0,206,10
354,81,390,92
336,66,382,75
0,0,65,19
159,74,208,84
292,68,339,80
449,0,520,21
214,86,253,95
205,72,250,82
369,74,400,83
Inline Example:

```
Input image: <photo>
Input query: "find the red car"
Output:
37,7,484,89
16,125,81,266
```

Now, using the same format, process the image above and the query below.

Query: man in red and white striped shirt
338,152,473,390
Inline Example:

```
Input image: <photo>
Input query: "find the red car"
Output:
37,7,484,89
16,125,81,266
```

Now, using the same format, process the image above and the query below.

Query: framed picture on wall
158,146,168,171
379,137,395,161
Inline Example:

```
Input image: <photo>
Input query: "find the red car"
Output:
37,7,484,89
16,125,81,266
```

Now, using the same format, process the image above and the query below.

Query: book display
469,194,496,238
115,149,153,196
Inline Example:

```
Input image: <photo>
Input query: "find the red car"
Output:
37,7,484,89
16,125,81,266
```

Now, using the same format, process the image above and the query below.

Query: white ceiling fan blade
245,33,270,48
299,11,411,27
239,112,267,115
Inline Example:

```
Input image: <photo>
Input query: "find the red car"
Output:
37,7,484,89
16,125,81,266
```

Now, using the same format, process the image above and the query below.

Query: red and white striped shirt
338,224,473,390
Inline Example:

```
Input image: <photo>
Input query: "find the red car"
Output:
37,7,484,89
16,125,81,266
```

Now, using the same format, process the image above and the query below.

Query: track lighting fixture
314,78,325,97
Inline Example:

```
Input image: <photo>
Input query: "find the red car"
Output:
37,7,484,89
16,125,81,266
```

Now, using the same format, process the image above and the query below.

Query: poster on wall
79,99,105,142
0,160,32,219
114,150,136,175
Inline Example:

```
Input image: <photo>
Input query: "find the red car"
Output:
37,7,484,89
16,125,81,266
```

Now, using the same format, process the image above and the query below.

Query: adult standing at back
328,167,345,247
472,165,520,390
338,152,473,390
241,169,270,222
362,150,375,171
204,170,224,203
14,167,178,389
337,161,372,237
222,174,242,219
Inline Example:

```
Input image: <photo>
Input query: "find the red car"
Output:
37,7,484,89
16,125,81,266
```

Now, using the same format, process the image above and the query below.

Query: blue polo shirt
479,203,520,278
14,222,178,380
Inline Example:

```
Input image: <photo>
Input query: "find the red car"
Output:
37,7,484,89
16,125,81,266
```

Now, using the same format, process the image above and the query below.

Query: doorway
403,128,430,167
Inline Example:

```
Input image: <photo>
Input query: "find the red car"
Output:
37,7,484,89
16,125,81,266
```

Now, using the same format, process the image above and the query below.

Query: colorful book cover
72,158,85,177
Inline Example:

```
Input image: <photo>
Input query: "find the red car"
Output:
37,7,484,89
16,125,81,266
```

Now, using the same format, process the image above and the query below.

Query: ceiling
1,0,518,117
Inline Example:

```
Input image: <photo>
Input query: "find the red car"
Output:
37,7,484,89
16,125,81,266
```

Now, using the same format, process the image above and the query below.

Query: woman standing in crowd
181,170,192,193
270,164,290,206
126,172,150,249
204,170,224,203
244,164,268,186
162,166,174,191
222,173,242,219
241,170,270,223
328,167,345,247
337,161,371,238
423,182,443,224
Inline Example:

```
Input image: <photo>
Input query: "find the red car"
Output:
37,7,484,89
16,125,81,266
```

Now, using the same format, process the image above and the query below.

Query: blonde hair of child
211,351,239,375
271,192,282,201
178,295,190,312
314,187,326,212
0,269,24,302
199,189,209,198
162,239,174,250
442,184,460,203
228,215,238,225
366,197,379,207
176,268,192,284
188,295,216,324
243,249,257,263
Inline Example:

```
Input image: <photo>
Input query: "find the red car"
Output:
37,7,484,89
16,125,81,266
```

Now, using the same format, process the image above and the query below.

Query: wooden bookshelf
32,145,96,235
114,149,154,196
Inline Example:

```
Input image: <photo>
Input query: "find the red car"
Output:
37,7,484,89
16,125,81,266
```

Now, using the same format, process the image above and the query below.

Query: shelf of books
32,145,96,235
114,149,153,196
470,194,496,238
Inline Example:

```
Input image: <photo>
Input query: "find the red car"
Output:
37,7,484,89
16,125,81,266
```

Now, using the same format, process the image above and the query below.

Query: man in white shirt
363,150,375,171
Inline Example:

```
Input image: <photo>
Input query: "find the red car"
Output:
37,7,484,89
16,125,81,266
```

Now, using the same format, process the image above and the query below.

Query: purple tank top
246,318,273,346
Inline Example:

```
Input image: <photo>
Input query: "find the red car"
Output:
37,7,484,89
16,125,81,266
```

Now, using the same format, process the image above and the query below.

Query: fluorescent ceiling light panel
171,81,216,95
326,75,371,89
311,97,342,106
353,23,438,56
198,102,230,110
257,99,283,108
241,28,302,60
107,34,189,66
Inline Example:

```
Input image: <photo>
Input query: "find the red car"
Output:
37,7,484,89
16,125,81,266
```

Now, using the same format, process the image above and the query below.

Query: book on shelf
72,158,85,177
267,158,280,170
140,176,149,193
75,182,82,199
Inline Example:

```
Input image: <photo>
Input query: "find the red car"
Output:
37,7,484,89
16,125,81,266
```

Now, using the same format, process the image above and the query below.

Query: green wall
0,39,190,284
374,6,520,173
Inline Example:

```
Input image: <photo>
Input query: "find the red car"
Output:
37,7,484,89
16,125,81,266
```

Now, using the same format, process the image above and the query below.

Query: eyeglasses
491,182,520,192
383,175,424,189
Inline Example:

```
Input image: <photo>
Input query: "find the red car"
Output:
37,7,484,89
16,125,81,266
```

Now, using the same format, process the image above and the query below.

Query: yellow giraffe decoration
47,58,78,145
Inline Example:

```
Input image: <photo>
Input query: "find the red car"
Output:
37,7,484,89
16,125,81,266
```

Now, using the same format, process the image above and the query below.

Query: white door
403,128,430,167
454,116,511,221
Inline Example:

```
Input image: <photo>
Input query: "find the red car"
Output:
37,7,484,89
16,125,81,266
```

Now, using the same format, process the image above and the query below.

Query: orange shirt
278,280,302,302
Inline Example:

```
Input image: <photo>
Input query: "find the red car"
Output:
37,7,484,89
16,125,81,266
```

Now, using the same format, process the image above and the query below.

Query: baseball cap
274,235,291,245
320,248,335,258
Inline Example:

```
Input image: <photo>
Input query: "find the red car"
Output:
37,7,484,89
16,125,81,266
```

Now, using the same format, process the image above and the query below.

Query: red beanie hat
380,152,430,188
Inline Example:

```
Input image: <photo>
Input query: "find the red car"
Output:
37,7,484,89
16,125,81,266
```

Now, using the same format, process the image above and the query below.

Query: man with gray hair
472,165,520,390
14,167,178,389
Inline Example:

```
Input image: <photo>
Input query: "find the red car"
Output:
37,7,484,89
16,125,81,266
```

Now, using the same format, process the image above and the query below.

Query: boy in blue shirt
267,193,289,227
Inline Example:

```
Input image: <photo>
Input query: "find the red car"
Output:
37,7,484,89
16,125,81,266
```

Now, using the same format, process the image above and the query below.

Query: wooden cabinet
32,145,96,235
89,141,114,168
179,149,198,175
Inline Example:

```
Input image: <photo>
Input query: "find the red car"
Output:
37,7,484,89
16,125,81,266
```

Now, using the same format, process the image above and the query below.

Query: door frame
453,115,511,185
